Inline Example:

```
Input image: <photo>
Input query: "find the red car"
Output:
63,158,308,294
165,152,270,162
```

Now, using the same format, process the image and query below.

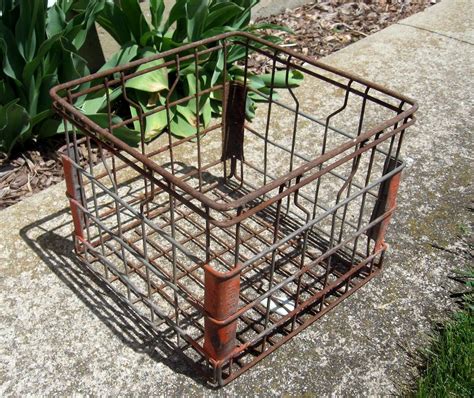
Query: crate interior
56,33,414,384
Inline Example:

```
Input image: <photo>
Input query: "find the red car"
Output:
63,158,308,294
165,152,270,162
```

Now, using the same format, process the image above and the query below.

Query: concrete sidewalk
1,0,473,395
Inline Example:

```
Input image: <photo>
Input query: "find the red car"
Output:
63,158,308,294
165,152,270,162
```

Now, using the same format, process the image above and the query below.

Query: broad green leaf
150,0,165,31
31,109,53,128
209,98,222,116
46,4,67,37
202,97,212,128
201,25,237,39
185,0,208,42
227,44,247,63
176,105,197,127
96,1,133,46
211,49,224,86
68,0,106,49
231,0,259,29
259,69,304,89
131,91,173,141
15,0,41,62
0,22,25,85
0,100,30,155
23,34,62,84
38,117,62,139
125,58,168,93
37,73,59,114
120,0,150,44
205,3,244,31
162,0,187,34
105,43,139,68
0,79,16,105
170,114,197,138
87,113,141,147
245,95,256,121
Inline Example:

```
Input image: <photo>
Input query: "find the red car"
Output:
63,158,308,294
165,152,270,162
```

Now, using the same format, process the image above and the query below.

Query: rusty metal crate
50,32,417,386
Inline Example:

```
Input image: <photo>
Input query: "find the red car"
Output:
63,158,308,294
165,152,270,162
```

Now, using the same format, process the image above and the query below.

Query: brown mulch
0,0,437,210
251,0,437,72
0,139,65,210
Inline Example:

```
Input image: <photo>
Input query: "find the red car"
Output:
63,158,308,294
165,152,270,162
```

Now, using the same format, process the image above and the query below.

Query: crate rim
50,31,418,213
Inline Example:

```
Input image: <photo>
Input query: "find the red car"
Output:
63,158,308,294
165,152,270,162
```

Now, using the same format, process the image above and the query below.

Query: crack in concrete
396,22,474,45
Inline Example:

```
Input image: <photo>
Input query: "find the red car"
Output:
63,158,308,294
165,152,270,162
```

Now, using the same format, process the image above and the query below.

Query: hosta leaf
125,58,168,93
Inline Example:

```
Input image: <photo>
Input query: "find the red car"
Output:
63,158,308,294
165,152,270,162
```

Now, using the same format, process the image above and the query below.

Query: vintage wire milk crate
50,32,417,386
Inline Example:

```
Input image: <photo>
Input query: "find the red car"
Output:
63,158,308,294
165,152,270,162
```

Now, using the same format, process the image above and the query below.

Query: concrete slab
1,2,473,396
400,0,474,44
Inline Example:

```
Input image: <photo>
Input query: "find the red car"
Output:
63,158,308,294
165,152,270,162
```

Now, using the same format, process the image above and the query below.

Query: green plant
414,268,474,397
0,0,104,157
78,0,302,145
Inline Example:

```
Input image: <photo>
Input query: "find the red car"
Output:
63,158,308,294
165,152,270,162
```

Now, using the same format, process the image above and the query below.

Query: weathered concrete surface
400,0,474,44
1,1,473,396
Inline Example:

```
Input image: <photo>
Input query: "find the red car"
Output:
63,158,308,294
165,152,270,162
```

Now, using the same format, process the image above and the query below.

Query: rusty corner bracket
368,156,403,250
62,154,86,253
203,264,242,363
221,82,248,176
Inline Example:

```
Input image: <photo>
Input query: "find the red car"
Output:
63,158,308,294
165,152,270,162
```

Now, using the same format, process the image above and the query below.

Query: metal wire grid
51,32,417,386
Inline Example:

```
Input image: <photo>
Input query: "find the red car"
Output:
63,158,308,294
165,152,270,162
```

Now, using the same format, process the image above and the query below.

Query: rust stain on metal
51,32,417,386
203,264,242,361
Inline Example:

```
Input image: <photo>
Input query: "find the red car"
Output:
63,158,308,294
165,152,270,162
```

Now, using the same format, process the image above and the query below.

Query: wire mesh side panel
52,32,416,386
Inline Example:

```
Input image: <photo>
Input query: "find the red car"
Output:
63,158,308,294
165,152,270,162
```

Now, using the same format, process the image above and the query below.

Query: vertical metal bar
85,136,108,279
221,40,229,182
234,207,243,266
337,86,370,244
312,80,353,219
194,48,203,191
261,184,285,351
263,50,278,186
